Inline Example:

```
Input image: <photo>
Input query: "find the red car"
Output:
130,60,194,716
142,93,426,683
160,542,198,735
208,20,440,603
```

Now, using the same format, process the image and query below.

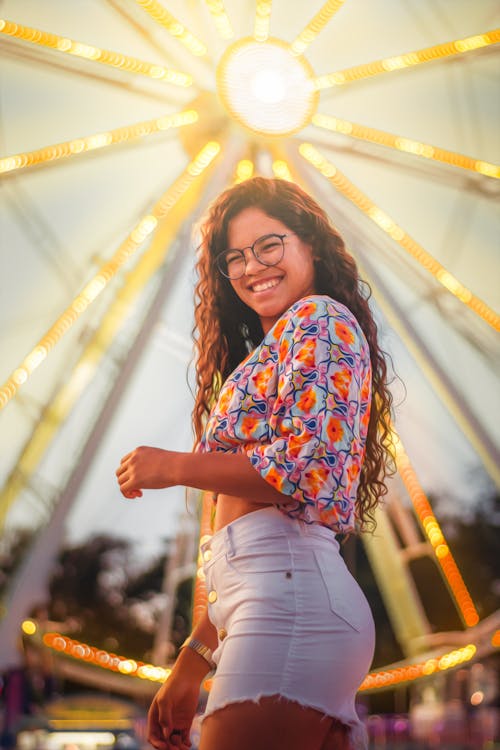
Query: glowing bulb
217,37,317,135
21,620,37,635
250,70,286,103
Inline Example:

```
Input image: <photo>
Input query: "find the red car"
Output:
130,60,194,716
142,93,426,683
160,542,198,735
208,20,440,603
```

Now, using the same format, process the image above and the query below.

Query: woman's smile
247,275,283,294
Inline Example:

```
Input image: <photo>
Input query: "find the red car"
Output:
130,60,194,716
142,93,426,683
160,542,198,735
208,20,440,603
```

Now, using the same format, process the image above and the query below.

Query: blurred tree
47,535,190,660
0,528,35,600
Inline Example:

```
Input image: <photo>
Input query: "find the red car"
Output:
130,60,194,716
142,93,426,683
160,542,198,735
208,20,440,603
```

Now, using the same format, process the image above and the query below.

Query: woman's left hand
116,446,177,499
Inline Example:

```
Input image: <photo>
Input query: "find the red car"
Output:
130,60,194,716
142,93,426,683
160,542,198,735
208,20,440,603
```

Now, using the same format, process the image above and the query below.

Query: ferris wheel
0,0,499,693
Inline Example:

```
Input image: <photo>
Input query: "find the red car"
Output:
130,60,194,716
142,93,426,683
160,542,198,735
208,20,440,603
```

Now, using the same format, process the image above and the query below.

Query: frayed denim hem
200,692,368,750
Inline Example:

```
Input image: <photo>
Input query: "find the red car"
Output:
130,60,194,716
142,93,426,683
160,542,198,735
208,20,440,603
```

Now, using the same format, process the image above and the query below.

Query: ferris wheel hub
216,37,318,137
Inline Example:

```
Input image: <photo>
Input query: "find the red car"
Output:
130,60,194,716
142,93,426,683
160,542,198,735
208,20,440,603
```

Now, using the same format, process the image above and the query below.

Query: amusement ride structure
0,0,499,703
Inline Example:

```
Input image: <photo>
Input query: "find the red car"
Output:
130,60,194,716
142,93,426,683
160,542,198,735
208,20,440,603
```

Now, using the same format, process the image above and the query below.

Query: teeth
252,278,281,293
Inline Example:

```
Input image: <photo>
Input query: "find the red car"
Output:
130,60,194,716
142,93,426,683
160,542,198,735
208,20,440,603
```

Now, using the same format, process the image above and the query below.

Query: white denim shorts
201,506,375,749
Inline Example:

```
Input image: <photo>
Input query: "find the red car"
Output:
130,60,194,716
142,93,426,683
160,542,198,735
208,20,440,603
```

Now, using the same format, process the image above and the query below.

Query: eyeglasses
216,233,289,279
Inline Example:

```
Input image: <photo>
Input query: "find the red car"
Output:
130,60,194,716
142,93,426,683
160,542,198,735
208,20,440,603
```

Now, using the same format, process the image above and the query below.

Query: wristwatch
180,637,216,670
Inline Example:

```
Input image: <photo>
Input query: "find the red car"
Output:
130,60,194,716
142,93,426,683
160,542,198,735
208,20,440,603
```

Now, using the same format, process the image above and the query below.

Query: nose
243,247,263,275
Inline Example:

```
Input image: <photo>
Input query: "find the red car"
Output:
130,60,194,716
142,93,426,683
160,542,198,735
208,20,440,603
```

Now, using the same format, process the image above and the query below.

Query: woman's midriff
213,493,270,532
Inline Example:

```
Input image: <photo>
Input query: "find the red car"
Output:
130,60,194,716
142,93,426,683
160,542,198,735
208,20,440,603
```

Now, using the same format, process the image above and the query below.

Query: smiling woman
117,177,395,750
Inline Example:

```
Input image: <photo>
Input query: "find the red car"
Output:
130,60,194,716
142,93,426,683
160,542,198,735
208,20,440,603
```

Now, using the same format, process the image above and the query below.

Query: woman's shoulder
292,294,355,320
269,294,360,338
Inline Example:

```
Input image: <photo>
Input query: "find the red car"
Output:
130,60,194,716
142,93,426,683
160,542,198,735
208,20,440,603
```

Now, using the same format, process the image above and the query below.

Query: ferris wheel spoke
0,109,199,176
254,1,272,43
297,142,500,332
313,28,500,89
311,112,500,179
202,1,234,41
0,18,193,87
133,0,208,58
0,38,187,107
289,0,348,56
0,140,222,412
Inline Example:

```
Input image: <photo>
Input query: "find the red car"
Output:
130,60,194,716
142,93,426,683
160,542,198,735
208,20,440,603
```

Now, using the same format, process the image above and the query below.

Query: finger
157,700,173,739
117,472,136,492
120,479,142,499
148,737,169,750
120,450,135,463
115,462,131,478
148,706,169,749
122,490,142,500
148,723,169,750
169,734,189,750
127,490,142,499
169,727,190,750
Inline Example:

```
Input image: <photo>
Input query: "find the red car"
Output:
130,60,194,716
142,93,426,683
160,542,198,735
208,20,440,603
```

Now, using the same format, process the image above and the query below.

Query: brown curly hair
193,177,395,532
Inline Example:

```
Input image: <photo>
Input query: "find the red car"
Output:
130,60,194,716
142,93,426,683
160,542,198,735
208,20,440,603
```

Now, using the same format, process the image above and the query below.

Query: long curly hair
193,177,395,531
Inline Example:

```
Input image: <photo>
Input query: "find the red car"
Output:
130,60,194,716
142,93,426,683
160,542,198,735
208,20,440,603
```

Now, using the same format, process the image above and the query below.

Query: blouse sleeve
244,297,372,511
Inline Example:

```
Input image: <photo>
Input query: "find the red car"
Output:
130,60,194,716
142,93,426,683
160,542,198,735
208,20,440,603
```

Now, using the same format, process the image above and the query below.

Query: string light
314,29,500,88
234,159,254,182
393,434,479,627
0,18,192,86
0,110,199,175
298,143,500,331
312,113,500,179
290,0,347,56
360,645,477,691
134,1,207,56
41,632,171,683
0,141,221,410
254,1,273,43
203,1,234,40
272,159,293,181
29,628,494,693
21,620,37,635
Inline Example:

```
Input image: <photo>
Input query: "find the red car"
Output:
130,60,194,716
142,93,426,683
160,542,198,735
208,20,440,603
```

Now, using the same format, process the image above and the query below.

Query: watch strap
180,637,216,670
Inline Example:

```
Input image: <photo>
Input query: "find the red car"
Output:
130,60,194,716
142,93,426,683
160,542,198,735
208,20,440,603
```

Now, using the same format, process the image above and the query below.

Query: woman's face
225,207,316,334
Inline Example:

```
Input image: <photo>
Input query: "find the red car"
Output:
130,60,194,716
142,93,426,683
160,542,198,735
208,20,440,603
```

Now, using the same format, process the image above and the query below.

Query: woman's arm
116,447,292,505
172,605,218,682
147,605,216,750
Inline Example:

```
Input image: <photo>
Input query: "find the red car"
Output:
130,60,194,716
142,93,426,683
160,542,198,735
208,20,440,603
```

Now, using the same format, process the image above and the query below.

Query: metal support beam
362,489,432,657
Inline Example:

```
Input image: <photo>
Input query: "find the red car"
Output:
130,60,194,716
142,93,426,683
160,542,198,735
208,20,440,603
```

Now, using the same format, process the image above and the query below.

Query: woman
116,177,394,750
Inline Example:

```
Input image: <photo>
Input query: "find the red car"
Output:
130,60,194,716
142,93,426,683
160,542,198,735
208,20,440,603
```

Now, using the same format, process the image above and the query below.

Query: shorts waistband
201,505,338,559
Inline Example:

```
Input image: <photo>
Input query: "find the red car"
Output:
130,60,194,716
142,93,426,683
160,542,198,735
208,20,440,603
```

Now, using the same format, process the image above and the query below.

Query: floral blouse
199,295,372,533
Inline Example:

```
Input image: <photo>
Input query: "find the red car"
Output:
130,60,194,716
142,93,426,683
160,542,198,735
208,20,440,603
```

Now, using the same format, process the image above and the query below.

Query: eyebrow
226,232,285,250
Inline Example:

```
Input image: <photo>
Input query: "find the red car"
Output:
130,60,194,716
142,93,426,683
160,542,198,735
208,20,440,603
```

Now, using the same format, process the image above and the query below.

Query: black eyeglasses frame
215,233,291,280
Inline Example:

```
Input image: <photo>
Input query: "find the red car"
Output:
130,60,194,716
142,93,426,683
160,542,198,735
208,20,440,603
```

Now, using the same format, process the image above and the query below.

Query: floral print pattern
199,295,372,533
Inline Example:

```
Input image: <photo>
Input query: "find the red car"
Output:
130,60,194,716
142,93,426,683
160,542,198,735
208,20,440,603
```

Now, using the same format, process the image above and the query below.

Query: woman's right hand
147,670,200,750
